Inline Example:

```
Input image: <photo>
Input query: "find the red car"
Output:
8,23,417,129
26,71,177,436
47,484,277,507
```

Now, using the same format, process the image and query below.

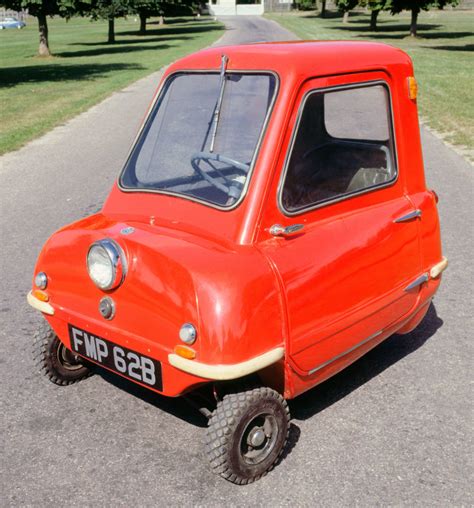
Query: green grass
0,16,224,154
266,10,474,159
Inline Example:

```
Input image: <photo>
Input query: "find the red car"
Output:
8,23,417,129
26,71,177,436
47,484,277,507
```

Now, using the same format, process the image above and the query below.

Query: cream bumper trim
27,291,54,315
430,256,448,279
168,346,285,381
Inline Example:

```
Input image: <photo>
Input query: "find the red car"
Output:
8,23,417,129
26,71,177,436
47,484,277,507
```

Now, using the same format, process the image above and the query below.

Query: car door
258,72,423,376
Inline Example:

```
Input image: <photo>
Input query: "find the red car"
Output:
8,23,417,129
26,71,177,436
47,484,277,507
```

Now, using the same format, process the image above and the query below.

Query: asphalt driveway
0,16,472,507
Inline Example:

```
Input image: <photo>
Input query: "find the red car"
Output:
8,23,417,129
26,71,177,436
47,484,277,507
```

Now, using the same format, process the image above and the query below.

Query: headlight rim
87,238,127,291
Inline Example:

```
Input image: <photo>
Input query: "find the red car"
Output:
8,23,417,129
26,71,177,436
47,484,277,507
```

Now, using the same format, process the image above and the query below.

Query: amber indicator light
174,345,196,360
407,77,418,100
32,289,50,302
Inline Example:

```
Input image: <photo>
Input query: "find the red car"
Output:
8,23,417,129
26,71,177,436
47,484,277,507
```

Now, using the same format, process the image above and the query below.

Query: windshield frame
118,69,280,211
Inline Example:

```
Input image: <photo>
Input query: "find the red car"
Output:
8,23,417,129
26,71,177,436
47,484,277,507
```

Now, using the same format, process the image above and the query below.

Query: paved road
1,16,472,507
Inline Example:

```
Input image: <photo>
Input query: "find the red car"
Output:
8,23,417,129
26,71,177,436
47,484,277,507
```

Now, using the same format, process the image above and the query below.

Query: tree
87,0,132,43
133,0,162,34
358,0,391,30
320,0,327,17
0,0,81,56
132,0,195,34
335,0,358,23
391,0,459,37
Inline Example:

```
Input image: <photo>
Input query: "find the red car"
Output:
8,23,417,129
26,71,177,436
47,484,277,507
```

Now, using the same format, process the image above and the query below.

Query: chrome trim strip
277,79,399,217
404,273,429,292
394,209,422,223
308,330,383,375
118,69,280,212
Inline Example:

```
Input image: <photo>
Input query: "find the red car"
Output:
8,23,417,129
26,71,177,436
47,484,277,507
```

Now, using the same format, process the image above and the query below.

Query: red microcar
28,41,447,484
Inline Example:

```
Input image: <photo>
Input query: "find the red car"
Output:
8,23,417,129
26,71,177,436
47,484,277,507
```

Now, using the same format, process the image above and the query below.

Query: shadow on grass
148,16,191,25
69,34,191,47
302,11,364,20
0,62,144,88
119,23,222,38
289,303,443,421
335,22,442,33
350,26,472,41
424,43,474,51
57,43,171,58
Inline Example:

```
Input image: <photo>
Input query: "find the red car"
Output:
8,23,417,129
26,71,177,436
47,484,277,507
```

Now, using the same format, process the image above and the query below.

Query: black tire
205,387,290,484
33,320,92,386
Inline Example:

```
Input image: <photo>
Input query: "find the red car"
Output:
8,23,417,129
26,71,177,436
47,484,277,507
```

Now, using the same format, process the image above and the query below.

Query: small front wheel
33,321,92,386
205,387,290,484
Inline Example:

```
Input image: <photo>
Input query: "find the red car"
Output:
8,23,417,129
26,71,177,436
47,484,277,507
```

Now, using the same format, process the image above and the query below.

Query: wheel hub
248,427,266,447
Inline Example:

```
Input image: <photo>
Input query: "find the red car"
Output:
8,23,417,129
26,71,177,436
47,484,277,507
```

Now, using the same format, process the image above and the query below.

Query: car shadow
0,62,145,88
289,302,443,421
95,368,210,427
93,303,442,430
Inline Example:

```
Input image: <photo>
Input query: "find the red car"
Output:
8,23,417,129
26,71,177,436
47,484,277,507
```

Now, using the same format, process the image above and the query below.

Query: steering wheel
191,152,250,199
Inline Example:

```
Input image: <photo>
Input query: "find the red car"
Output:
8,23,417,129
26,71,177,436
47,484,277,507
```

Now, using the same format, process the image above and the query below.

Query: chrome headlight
87,239,127,291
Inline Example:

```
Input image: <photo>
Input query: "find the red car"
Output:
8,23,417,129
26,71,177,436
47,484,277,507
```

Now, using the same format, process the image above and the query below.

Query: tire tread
205,387,290,485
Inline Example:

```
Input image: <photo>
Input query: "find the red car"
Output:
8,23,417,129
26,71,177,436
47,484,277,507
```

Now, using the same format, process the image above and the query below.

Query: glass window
120,72,277,208
281,83,396,213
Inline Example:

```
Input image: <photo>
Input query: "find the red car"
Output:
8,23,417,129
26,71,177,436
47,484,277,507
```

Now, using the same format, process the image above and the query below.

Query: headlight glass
34,272,48,289
179,323,197,344
87,239,126,290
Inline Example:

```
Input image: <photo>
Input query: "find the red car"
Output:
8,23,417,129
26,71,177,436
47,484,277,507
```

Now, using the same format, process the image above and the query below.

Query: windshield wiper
209,54,229,153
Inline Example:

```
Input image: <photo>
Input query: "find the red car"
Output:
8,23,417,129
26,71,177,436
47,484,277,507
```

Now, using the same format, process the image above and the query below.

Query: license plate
68,324,162,391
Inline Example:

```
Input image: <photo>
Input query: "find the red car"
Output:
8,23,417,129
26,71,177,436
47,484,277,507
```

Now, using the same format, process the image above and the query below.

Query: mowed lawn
267,10,474,159
0,17,224,154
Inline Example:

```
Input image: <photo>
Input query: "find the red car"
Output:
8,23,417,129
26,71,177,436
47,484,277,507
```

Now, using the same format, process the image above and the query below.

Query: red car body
29,41,446,402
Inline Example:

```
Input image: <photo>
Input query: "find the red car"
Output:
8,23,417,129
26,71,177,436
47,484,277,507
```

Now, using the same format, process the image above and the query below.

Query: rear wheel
205,387,290,484
33,321,92,386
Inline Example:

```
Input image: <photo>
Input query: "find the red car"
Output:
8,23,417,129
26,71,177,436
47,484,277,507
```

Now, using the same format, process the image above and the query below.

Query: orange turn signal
407,76,418,100
32,289,50,302
174,345,196,360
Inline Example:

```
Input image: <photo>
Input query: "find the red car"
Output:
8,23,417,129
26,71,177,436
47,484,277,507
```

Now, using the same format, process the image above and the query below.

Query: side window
281,83,397,213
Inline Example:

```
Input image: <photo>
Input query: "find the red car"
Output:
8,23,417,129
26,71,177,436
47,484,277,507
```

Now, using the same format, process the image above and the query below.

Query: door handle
394,209,422,223
269,224,304,237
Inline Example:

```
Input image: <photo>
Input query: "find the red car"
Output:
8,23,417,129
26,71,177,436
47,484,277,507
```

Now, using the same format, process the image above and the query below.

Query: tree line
0,0,196,56
311,0,459,36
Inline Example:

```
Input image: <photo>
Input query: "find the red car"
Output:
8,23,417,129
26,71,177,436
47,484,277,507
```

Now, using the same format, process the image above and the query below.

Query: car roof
167,41,412,78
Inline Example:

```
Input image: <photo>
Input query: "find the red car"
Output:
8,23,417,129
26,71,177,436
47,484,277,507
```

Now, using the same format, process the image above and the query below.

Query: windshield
120,72,277,208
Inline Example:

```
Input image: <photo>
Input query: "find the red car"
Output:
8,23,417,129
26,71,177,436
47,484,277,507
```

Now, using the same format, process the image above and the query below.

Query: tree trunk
37,13,51,57
320,0,326,18
410,8,419,37
342,11,349,24
159,15,164,25
370,9,379,31
108,16,115,44
139,13,147,34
